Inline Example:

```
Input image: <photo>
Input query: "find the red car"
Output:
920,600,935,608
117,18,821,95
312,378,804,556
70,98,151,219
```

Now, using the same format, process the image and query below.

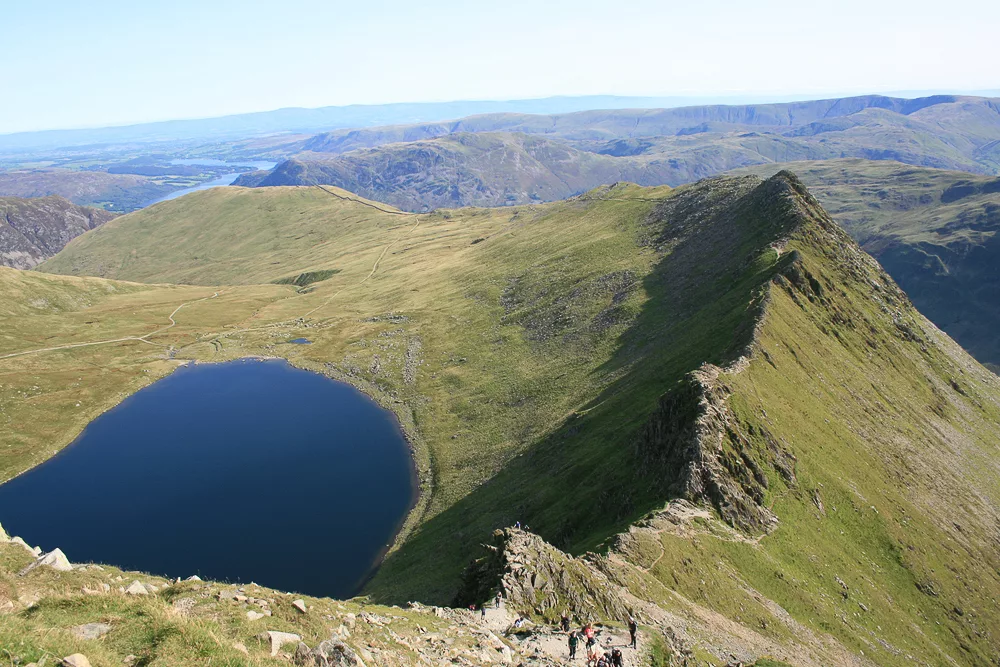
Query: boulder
125,581,149,596
62,655,92,667
10,537,35,555
292,598,308,613
186,575,202,582
71,622,112,640
307,639,367,667
0,522,8,541
247,611,265,621
18,548,73,576
259,630,301,657
143,583,159,594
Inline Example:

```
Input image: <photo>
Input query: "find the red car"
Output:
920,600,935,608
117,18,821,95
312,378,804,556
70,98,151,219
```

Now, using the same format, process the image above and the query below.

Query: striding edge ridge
633,170,912,533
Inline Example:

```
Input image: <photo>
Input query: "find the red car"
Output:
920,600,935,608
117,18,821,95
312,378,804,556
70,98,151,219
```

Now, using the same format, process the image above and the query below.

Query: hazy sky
3,0,997,133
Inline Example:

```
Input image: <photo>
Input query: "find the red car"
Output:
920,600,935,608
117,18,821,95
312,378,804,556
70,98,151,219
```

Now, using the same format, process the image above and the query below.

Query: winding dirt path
0,291,221,361
2,198,425,362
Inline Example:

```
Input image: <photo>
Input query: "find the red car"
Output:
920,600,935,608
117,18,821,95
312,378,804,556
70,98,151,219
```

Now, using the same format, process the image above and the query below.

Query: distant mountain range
236,95,1000,209
0,94,817,153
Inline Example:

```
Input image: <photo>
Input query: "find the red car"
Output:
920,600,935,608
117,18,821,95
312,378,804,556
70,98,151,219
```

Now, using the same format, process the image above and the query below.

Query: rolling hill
0,195,116,269
16,176,1000,664
235,132,664,211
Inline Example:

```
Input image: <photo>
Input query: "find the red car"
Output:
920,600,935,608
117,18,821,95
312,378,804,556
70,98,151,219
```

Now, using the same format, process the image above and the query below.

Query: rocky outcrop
455,528,634,623
0,195,115,268
18,548,73,576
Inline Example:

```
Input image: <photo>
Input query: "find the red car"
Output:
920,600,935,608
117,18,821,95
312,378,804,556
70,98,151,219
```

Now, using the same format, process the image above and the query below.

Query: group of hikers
564,612,638,666
477,592,639,665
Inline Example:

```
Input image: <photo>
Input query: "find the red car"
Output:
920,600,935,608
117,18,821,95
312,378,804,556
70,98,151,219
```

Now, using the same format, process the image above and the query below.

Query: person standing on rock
568,631,579,659
627,616,638,649
495,591,503,609
583,623,597,663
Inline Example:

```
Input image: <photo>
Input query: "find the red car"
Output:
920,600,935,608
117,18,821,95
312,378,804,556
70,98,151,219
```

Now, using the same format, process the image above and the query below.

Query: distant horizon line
4,88,999,138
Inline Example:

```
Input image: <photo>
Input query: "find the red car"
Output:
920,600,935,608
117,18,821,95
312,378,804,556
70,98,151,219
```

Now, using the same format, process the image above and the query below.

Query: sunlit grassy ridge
2,177,998,663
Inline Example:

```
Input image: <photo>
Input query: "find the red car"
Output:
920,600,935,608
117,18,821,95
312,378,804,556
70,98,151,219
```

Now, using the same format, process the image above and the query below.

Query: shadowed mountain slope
0,196,116,269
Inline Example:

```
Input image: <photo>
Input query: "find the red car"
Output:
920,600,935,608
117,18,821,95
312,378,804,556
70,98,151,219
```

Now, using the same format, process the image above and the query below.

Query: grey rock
0,522,8,541
10,537,35,555
72,622,112,640
292,598,308,613
247,611,265,621
61,655,92,667
125,581,149,596
259,630,301,657
309,639,367,667
18,548,73,576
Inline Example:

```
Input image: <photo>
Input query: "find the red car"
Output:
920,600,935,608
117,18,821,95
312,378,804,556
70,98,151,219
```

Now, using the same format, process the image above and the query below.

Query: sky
2,0,998,133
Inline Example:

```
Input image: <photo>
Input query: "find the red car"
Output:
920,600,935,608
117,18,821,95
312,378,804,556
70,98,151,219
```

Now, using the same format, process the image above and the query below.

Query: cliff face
0,196,116,268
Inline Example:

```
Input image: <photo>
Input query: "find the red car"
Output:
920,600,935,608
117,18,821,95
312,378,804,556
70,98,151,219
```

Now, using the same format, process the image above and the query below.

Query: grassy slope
611,180,1000,665
0,538,516,667
735,159,1000,367
9,177,1000,663
0,266,290,483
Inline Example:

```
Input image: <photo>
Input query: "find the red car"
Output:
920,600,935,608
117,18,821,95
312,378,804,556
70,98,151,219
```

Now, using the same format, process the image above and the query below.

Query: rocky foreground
0,521,670,667
1,513,820,666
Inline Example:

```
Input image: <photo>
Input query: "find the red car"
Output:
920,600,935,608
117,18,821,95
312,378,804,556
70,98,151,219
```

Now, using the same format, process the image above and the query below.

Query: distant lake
148,160,276,205
0,359,416,597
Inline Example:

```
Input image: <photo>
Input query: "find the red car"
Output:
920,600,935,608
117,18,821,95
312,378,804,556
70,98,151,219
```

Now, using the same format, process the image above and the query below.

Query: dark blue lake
0,359,416,597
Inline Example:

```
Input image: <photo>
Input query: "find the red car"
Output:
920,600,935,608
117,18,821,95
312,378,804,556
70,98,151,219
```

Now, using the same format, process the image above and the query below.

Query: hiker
627,616,638,649
561,611,571,632
480,604,487,620
495,591,503,609
596,653,610,667
568,631,579,659
584,624,598,662
611,647,624,667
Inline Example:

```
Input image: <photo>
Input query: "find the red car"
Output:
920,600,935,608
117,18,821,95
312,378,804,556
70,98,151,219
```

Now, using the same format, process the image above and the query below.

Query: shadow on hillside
368,174,806,605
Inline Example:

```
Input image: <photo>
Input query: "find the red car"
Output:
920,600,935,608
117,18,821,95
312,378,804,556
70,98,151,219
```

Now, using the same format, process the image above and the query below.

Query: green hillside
735,159,1000,367
6,175,1000,663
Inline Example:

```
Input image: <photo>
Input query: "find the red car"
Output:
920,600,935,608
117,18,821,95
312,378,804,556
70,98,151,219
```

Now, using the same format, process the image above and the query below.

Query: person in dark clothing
495,591,503,609
627,616,638,649
480,604,486,620
611,647,624,667
568,631,579,659
561,611,571,632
